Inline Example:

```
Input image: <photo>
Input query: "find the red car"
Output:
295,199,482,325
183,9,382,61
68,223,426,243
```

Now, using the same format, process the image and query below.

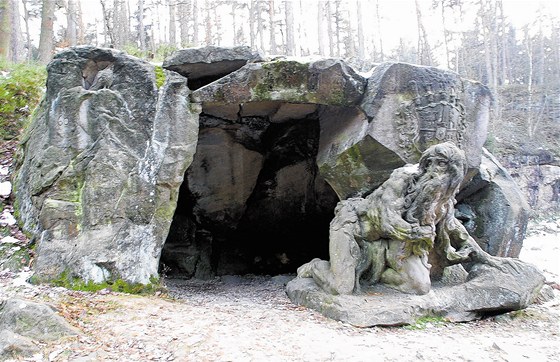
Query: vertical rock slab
15,47,199,284
457,149,531,257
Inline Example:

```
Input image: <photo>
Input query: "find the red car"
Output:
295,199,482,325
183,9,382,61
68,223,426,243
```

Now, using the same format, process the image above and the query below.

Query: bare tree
168,0,176,46
269,0,276,54
325,0,333,56
0,0,12,60
193,0,199,46
137,0,146,50
414,0,433,65
356,0,364,59
178,0,191,47
38,0,55,64
285,0,294,55
66,0,79,46
317,1,325,56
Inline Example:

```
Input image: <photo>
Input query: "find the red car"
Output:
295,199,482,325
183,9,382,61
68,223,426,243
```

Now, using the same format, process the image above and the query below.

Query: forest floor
0,220,558,362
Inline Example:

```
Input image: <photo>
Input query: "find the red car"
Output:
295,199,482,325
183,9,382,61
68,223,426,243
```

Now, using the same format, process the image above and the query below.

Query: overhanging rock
163,45,264,90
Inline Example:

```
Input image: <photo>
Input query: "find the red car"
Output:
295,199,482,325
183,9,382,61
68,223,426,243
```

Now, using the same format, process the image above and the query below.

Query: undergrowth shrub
0,60,46,140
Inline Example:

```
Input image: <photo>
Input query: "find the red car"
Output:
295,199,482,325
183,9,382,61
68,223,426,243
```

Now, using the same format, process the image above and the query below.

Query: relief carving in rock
395,81,466,158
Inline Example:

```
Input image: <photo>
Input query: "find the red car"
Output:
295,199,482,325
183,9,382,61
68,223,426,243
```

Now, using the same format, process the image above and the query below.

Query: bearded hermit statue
298,142,506,295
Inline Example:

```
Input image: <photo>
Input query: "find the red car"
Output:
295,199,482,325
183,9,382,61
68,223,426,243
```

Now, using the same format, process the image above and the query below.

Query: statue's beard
404,169,461,227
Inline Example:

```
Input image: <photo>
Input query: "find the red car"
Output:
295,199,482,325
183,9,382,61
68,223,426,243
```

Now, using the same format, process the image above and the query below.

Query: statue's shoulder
382,164,418,190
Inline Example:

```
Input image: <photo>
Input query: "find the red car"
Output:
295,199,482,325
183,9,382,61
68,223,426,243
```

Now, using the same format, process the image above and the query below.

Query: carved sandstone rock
457,149,532,257
289,143,544,325
319,62,492,200
15,46,199,284
14,46,530,286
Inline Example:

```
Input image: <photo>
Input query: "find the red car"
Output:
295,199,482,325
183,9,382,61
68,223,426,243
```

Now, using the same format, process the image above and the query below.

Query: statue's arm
444,211,490,263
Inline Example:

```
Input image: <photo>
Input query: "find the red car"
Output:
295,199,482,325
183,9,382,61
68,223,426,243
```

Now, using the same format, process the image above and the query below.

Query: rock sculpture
296,142,530,295
288,142,544,326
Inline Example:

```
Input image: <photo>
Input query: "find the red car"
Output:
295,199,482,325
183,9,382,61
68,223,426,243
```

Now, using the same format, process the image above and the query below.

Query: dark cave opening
159,111,340,279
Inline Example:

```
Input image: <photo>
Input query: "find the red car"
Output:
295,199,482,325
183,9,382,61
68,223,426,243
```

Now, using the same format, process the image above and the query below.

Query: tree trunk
285,0,295,55
213,1,222,45
326,1,334,56
204,0,212,44
317,1,325,56
38,0,55,64
356,0,364,59
249,0,256,49
99,0,114,47
169,0,176,46
269,0,276,54
256,0,264,51
334,1,341,57
193,0,199,46
66,0,78,46
178,0,191,47
22,0,32,60
0,0,11,60
138,0,146,50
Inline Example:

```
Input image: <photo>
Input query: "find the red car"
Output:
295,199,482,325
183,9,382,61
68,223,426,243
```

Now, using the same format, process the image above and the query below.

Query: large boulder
14,46,199,284
0,298,79,341
191,58,366,107
457,149,532,257
319,62,492,199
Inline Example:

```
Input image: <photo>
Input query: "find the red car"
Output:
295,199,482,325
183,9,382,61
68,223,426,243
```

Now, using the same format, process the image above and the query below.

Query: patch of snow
0,209,16,226
0,165,8,176
520,231,560,284
12,270,33,287
1,236,19,244
0,181,12,197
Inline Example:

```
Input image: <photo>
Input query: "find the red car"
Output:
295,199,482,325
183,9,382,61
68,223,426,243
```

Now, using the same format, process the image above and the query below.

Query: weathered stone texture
15,47,198,284
191,58,366,106
163,45,263,89
287,258,544,327
0,298,79,341
457,149,531,257
14,46,530,286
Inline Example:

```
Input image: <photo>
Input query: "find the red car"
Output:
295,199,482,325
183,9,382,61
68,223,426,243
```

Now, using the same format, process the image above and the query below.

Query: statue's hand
473,252,523,275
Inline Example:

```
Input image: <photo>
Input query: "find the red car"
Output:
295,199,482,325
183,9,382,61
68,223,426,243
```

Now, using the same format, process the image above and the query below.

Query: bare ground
1,227,559,362
1,138,559,361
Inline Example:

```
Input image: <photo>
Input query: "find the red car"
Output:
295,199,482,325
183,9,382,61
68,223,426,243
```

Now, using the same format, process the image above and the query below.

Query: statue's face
424,155,452,176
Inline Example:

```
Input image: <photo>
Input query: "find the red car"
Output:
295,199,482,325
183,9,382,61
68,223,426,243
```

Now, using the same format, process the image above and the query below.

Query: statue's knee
412,280,431,295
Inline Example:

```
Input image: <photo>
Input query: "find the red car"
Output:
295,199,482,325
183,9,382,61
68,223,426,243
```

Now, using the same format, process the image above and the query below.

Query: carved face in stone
405,142,467,226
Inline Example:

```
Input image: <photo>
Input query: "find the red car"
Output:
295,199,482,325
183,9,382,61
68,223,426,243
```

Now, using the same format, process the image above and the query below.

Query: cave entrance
159,104,340,279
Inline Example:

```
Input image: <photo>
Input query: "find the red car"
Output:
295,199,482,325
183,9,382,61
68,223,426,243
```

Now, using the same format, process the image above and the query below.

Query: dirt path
2,266,559,362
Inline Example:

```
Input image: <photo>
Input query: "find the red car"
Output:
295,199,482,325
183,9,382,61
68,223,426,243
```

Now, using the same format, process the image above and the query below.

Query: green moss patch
41,271,164,295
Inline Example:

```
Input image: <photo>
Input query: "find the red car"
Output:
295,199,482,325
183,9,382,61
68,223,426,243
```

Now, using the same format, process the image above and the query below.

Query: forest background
0,0,559,213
